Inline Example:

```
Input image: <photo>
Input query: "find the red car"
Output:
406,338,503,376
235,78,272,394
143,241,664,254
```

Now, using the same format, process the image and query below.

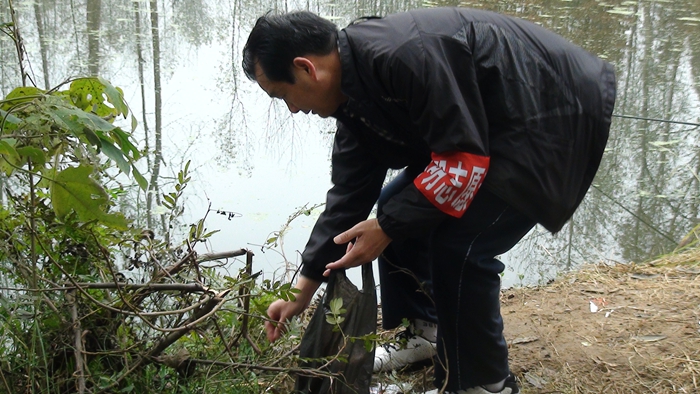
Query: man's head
242,11,347,118
242,11,338,84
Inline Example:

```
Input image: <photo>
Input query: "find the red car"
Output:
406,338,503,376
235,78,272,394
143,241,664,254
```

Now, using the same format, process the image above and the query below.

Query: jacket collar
337,30,367,102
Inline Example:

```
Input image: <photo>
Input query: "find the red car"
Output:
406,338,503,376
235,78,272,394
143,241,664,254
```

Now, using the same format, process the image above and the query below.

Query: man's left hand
324,218,392,276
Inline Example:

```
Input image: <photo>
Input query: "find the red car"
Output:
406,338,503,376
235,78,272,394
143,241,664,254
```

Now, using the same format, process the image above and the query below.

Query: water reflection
1,0,699,286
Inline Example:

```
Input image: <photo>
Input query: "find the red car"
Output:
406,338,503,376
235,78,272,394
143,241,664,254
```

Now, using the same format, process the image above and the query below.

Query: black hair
242,11,339,84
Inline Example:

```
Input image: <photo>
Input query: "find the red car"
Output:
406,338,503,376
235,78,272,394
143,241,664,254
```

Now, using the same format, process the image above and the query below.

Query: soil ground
371,248,700,393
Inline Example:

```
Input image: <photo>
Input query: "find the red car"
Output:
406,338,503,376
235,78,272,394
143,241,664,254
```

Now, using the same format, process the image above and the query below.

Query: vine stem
7,0,27,86
27,157,41,394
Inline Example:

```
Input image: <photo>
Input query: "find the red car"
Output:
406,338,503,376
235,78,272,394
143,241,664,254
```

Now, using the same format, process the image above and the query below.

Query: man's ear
292,57,317,80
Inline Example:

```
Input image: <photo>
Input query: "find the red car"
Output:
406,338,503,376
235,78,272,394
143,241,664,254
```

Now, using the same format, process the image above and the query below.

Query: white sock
413,318,438,342
482,379,505,392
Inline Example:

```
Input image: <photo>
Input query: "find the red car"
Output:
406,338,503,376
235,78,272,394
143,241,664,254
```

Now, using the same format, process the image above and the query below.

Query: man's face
254,62,341,118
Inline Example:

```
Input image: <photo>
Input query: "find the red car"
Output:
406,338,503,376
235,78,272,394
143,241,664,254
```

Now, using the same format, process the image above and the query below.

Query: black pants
377,170,536,390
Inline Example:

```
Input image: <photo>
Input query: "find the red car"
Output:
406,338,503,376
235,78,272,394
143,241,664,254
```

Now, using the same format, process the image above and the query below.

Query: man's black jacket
300,7,617,282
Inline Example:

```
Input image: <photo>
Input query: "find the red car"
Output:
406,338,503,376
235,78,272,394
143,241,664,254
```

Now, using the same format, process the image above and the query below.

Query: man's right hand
265,275,320,342
265,298,307,342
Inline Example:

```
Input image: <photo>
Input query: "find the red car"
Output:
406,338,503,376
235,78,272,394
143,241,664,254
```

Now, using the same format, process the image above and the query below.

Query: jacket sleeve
375,32,491,241
300,122,387,282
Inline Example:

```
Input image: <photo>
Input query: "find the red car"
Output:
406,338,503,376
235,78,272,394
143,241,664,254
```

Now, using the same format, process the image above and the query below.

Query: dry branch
67,282,211,292
197,249,248,263
147,289,231,358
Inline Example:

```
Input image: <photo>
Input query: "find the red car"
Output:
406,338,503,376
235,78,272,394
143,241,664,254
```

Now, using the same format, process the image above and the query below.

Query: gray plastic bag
295,264,377,394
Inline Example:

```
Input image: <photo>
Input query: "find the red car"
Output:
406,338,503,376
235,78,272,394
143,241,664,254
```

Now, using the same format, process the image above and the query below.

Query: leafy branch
1,77,147,229
325,297,376,354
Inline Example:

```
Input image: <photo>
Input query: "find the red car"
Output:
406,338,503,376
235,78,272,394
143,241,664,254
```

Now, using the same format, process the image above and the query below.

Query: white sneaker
373,329,437,372
423,388,514,394
422,373,519,394
370,383,413,394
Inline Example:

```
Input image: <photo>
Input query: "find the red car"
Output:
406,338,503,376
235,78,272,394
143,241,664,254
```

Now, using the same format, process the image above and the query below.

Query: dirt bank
373,248,700,393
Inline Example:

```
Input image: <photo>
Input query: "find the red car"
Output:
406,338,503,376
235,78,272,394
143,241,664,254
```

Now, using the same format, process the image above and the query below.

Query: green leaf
62,107,116,132
364,338,374,353
83,128,102,148
0,139,19,175
37,167,55,188
109,127,139,158
278,283,298,302
131,165,148,190
98,375,116,389
1,86,44,111
48,106,119,156
99,137,130,175
68,78,117,119
50,165,127,229
47,106,83,132
16,146,46,167
189,219,206,240
97,77,129,117
196,219,204,237
189,224,197,239
42,314,62,330
329,298,343,314
202,230,220,238
163,194,175,206
0,139,18,157
0,108,22,132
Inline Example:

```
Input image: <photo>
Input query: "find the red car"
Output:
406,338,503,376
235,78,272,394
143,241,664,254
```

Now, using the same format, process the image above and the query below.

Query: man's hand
324,218,392,276
265,276,320,342
265,298,306,342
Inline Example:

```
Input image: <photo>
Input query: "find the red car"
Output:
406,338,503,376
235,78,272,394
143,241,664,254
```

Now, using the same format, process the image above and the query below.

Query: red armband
414,151,490,217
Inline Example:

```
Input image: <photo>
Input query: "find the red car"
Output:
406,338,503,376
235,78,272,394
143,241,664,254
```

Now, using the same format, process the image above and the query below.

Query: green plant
1,77,145,225
260,202,324,282
325,297,378,354
0,13,333,394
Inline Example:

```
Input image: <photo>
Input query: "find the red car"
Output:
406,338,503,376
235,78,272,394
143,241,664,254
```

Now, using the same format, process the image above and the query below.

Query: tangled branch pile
0,77,306,393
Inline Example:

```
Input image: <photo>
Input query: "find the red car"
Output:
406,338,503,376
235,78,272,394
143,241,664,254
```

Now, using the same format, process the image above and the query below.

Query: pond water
2,0,699,289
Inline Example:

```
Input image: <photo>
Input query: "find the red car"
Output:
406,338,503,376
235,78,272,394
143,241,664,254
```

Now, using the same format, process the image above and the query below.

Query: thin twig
213,319,237,361
1,282,212,292
240,250,261,354
96,290,231,393
67,290,85,394
270,344,301,367
127,249,197,306
0,367,11,394
186,358,336,377
149,290,229,353
31,236,219,334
